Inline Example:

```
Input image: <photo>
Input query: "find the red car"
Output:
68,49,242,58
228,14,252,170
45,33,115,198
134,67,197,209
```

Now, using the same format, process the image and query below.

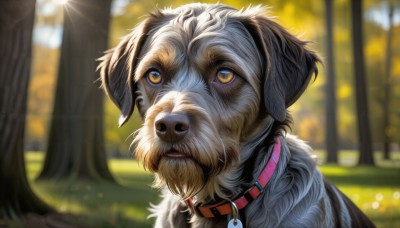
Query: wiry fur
99,3,375,228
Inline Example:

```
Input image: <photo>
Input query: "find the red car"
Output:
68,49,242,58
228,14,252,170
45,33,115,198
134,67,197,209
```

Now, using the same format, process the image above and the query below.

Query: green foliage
26,151,400,227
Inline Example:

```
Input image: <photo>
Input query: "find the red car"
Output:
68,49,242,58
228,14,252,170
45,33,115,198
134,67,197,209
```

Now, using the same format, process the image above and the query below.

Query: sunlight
52,0,69,5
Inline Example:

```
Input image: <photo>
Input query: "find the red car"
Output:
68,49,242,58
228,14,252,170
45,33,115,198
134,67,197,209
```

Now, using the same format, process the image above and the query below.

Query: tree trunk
324,0,339,164
382,3,394,160
350,0,375,166
37,0,115,181
0,0,53,219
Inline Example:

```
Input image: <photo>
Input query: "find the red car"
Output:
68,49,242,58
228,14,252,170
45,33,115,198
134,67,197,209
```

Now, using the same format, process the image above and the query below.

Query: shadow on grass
27,212,150,228
320,165,400,188
32,178,158,227
26,152,160,227
369,215,400,228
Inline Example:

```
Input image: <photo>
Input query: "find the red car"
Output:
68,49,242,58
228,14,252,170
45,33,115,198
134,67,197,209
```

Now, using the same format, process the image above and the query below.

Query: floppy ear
243,16,320,122
98,18,156,126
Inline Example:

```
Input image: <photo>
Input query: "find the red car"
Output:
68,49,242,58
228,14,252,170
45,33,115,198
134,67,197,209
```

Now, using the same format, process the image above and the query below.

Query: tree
382,2,394,160
37,0,115,181
324,0,338,163
350,0,375,166
0,0,53,219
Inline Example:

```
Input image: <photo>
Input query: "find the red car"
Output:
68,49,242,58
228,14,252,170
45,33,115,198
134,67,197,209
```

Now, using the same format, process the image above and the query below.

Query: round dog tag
228,219,243,228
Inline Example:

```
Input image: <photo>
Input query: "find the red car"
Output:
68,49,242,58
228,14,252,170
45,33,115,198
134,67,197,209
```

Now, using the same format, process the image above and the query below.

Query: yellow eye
147,70,162,84
216,69,235,84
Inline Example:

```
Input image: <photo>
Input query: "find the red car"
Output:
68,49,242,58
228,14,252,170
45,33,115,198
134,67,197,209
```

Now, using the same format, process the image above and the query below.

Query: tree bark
382,3,394,160
324,0,339,164
350,0,375,166
37,0,115,181
0,0,53,219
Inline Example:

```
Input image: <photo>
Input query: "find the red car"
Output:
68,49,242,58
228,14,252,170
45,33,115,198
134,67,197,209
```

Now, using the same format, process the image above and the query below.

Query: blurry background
28,0,400,158
1,0,399,227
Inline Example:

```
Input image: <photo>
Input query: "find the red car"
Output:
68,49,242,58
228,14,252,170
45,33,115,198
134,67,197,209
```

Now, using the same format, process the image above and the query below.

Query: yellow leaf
337,84,352,99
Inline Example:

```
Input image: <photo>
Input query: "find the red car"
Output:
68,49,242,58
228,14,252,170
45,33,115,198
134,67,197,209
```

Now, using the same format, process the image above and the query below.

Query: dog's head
99,4,319,199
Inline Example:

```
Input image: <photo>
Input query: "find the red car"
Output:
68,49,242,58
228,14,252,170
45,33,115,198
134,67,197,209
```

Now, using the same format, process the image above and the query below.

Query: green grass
320,165,400,227
26,152,158,227
25,151,400,227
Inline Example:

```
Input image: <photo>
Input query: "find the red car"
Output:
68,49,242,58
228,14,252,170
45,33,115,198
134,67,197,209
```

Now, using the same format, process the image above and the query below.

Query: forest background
28,0,400,158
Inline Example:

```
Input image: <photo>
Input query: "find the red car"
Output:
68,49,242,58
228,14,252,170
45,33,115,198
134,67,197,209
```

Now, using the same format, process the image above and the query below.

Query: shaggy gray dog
99,3,375,228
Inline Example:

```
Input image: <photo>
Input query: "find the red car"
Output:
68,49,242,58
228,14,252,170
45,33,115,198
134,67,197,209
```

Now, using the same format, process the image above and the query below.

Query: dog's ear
98,17,157,126
243,16,320,122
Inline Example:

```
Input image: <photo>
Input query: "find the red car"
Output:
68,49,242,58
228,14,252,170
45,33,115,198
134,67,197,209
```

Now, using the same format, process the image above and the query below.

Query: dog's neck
192,117,277,203
187,136,281,219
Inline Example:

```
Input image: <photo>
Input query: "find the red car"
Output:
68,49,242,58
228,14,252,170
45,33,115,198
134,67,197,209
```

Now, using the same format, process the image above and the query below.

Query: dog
99,3,375,228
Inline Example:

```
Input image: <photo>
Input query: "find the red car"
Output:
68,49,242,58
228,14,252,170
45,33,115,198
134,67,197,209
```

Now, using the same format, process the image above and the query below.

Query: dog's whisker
127,131,142,158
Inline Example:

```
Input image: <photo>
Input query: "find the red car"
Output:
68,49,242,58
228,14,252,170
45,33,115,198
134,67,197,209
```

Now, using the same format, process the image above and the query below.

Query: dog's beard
136,136,240,199
155,157,205,199
135,124,240,199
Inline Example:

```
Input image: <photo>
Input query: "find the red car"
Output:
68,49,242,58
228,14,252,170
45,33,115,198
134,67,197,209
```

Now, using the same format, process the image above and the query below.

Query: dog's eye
216,69,235,84
147,70,162,85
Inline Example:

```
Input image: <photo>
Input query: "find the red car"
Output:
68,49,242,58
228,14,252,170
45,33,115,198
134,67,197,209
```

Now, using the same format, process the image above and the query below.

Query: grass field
26,151,400,227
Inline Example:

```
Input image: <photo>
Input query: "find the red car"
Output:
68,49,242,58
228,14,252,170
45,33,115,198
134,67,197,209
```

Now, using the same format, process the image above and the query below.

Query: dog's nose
154,113,190,143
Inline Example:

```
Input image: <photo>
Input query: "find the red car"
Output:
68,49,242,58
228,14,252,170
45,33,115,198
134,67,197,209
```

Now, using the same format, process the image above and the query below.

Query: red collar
186,137,282,218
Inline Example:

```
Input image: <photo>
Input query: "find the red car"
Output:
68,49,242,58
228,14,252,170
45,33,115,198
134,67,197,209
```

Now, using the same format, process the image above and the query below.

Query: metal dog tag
228,219,243,228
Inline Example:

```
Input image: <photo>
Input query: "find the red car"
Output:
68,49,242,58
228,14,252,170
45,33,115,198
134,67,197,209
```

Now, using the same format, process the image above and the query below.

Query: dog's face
99,4,319,199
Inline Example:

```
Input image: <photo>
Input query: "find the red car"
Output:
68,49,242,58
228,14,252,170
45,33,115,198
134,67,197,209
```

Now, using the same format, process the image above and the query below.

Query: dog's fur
99,3,375,228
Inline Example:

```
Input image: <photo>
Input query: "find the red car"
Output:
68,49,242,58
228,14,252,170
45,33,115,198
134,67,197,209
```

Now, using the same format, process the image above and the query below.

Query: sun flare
53,0,69,5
